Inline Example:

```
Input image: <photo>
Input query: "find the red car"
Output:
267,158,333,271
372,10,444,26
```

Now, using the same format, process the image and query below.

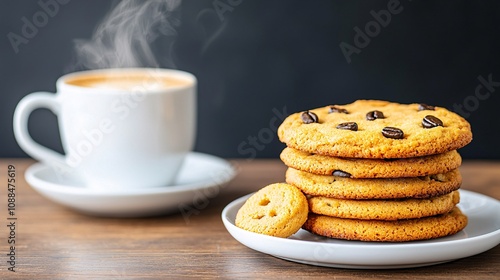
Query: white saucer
222,190,500,269
26,152,236,217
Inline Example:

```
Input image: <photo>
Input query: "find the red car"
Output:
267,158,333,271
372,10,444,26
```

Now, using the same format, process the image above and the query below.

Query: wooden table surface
0,158,499,279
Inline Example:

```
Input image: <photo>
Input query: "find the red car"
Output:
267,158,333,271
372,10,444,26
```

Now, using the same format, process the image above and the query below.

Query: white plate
26,152,236,217
222,190,500,269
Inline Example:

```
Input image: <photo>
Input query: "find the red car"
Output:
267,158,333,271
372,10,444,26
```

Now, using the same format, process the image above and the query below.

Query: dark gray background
1,0,499,159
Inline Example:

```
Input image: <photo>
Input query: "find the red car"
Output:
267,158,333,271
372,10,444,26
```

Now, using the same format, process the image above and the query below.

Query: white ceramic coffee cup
14,68,196,189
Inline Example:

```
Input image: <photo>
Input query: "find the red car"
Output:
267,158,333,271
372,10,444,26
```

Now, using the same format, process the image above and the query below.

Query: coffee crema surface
65,72,189,90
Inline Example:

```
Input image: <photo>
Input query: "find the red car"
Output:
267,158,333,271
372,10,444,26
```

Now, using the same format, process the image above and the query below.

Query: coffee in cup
14,68,196,190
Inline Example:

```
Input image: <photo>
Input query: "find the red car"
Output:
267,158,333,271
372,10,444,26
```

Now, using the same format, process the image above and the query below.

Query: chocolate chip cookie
303,207,468,242
308,191,460,220
281,147,462,178
285,168,462,199
277,100,473,158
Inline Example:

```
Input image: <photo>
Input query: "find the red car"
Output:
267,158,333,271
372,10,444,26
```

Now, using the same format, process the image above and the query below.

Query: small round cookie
277,100,473,158
235,183,308,238
308,191,460,220
286,167,462,199
281,147,462,178
302,207,468,242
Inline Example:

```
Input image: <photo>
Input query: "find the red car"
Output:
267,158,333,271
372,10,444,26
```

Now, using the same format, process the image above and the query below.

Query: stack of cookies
277,100,473,242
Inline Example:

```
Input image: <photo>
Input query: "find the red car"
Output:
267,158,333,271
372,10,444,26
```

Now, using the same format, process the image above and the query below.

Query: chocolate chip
336,122,358,131
422,115,443,128
366,110,385,121
332,170,352,178
301,111,318,124
382,127,404,139
418,103,435,111
328,106,348,114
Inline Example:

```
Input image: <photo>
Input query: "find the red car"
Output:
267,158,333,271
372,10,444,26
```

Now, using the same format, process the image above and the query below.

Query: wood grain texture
0,159,498,279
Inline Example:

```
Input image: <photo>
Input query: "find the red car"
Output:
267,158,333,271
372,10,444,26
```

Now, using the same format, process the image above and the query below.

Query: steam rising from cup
73,0,181,70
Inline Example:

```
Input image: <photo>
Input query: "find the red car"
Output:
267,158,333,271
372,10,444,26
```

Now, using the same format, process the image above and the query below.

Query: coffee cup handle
13,92,68,169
